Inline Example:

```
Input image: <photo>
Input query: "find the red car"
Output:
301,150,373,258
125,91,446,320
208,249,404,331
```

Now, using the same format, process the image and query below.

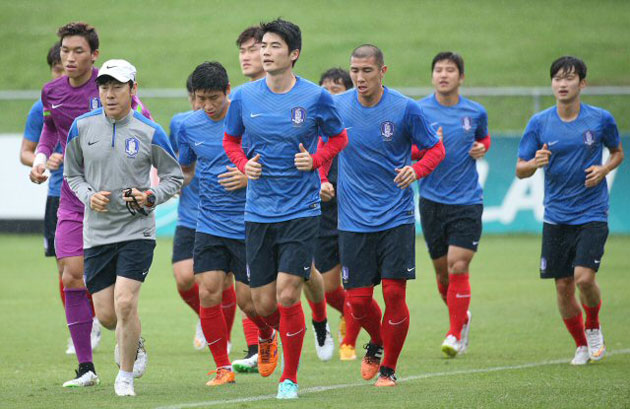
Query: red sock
325,286,345,314
307,298,327,322
437,278,448,305
446,273,470,339
247,314,274,340
200,305,230,368
347,287,383,346
221,285,237,341
242,316,261,346
381,279,409,371
278,302,306,384
59,277,66,308
563,312,588,347
86,291,95,317
262,308,280,330
582,300,602,330
342,292,361,347
178,283,200,316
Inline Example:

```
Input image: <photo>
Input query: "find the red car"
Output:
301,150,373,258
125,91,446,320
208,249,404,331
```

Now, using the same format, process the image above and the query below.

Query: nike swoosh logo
407,267,415,272
388,317,408,326
286,328,305,337
207,338,222,346
106,65,117,69
472,241,479,245
594,260,601,264
250,113,263,118
52,103,63,109
548,140,559,146
430,122,439,127
303,266,310,271
194,141,204,146
88,141,99,146
455,294,471,299
345,127,353,130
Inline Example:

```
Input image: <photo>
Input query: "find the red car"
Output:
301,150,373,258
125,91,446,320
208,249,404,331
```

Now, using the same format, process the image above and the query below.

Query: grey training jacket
64,107,183,249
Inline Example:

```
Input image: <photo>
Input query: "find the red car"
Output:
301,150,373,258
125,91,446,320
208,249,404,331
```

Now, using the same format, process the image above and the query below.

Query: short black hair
46,43,61,68
57,22,99,52
431,51,464,76
191,61,229,94
319,67,353,90
236,26,263,47
95,75,133,89
550,56,587,80
351,44,384,67
260,18,301,66
186,73,193,94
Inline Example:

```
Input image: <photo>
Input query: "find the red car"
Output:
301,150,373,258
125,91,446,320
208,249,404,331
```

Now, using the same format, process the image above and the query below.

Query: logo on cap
125,137,140,158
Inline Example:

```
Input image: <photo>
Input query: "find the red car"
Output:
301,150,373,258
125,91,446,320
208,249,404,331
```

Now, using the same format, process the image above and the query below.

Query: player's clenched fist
90,191,111,212
534,143,551,168
294,143,313,171
320,181,335,202
245,154,262,179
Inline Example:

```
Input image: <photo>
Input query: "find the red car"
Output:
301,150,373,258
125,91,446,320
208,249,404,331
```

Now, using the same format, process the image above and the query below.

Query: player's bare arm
181,163,196,187
516,143,551,179
585,143,624,188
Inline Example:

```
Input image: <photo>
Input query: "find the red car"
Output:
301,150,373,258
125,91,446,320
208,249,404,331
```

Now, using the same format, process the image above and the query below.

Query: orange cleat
361,343,383,380
206,367,235,386
374,366,397,387
258,329,279,377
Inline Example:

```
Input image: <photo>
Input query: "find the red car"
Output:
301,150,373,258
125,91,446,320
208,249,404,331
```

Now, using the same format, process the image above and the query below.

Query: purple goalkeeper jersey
36,67,152,215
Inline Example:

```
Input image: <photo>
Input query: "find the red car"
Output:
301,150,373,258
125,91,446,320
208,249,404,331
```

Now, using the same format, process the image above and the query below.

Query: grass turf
0,234,628,408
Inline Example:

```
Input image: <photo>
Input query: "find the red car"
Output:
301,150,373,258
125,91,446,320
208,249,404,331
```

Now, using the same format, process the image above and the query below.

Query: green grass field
1,0,630,132
1,234,629,408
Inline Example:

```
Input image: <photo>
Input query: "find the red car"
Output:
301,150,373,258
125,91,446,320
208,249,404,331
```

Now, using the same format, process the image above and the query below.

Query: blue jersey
518,103,620,225
169,110,199,229
179,110,246,239
336,87,440,232
224,77,345,223
24,99,63,197
417,94,488,205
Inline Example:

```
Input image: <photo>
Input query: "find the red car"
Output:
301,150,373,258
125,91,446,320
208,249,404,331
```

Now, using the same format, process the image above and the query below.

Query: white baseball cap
97,59,137,83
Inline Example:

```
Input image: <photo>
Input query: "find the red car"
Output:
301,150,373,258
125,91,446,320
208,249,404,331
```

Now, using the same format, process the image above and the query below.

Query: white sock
116,370,134,383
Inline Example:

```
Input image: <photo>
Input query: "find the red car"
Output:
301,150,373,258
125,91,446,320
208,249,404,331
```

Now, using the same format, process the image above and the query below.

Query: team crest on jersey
583,130,595,146
89,97,101,111
125,137,140,158
462,116,473,131
291,107,307,126
380,121,395,141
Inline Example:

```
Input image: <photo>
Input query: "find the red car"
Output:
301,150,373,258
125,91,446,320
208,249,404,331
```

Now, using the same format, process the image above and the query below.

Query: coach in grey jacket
64,59,183,397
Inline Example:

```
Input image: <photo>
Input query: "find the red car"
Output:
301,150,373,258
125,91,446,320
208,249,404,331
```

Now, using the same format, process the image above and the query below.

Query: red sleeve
316,137,333,183
411,139,445,179
411,145,427,161
477,134,491,152
222,133,248,173
311,129,348,170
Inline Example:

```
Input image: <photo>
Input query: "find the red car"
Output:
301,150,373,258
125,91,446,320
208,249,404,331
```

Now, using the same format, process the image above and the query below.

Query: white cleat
441,334,461,358
114,337,148,378
313,321,335,361
232,351,259,373
194,319,207,350
459,311,472,354
114,376,136,396
91,317,102,351
62,370,100,388
65,338,76,355
586,327,607,361
570,345,590,365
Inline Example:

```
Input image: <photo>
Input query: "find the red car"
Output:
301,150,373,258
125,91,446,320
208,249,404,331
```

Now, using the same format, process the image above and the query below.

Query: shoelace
363,342,383,359
586,331,602,347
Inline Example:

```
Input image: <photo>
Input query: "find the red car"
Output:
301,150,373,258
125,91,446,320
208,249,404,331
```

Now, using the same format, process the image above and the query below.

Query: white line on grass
156,348,630,409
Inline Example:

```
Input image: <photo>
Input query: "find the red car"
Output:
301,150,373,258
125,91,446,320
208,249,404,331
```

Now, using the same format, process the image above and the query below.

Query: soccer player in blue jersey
416,52,490,358
20,42,102,356
179,61,279,386
223,19,348,399
516,56,623,365
336,44,445,387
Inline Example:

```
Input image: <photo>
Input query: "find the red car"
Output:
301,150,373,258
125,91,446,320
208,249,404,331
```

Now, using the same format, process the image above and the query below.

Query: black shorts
193,232,248,284
44,196,60,257
315,199,340,273
540,222,609,279
246,216,319,288
419,197,483,259
84,240,156,294
339,223,416,289
172,225,195,263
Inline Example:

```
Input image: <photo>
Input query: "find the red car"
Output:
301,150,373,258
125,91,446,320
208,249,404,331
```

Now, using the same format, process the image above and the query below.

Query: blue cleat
276,379,299,399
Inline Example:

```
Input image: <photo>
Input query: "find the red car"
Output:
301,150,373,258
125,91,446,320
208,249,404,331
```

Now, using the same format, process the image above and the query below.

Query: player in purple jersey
416,52,491,358
516,56,623,365
28,22,152,388
336,45,444,387
223,19,348,399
